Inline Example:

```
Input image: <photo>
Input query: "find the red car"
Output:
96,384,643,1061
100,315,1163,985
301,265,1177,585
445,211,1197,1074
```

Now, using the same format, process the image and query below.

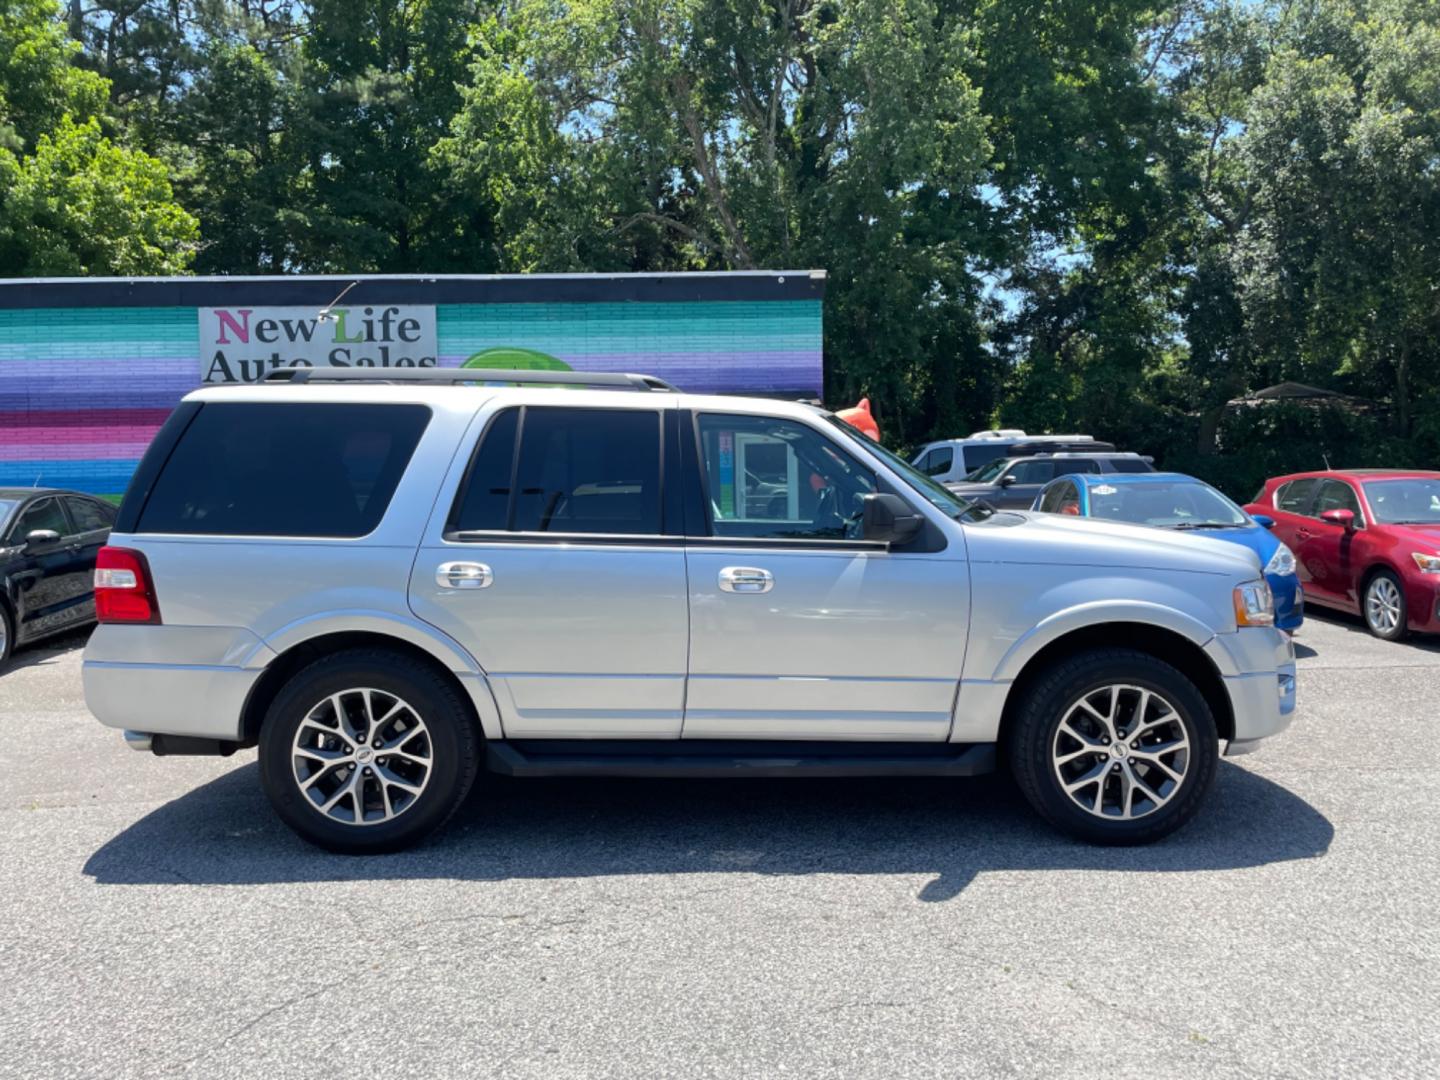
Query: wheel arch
997,622,1235,751
239,630,502,745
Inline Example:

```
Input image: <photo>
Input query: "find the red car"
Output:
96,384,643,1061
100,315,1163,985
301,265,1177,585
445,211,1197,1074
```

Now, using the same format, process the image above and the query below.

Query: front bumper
1204,626,1297,751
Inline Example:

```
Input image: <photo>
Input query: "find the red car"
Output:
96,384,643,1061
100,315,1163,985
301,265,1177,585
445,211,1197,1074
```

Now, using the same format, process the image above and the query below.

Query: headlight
1233,579,1275,627
1264,542,1296,576
1412,552,1440,574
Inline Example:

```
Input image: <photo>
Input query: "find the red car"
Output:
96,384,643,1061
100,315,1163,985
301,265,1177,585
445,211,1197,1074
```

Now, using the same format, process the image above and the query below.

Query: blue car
1031,472,1304,632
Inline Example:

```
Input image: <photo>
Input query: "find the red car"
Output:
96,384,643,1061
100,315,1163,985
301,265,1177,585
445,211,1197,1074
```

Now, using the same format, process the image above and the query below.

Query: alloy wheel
291,688,433,826
1051,684,1191,820
1366,577,1402,636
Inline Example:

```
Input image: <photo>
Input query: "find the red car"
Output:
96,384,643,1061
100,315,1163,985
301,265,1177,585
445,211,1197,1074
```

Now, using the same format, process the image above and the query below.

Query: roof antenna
316,280,360,323
1322,453,1332,471
32,473,41,488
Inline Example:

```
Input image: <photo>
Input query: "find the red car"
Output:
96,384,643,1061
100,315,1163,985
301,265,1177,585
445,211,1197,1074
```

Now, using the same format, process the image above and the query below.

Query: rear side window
65,497,114,532
1055,459,1100,476
923,447,953,476
961,443,1009,473
136,403,430,537
450,406,663,536
1109,458,1153,473
1276,478,1318,514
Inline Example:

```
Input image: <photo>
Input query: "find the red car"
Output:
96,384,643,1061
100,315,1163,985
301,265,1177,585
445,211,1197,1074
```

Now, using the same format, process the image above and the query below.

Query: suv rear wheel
259,649,480,853
1007,648,1219,845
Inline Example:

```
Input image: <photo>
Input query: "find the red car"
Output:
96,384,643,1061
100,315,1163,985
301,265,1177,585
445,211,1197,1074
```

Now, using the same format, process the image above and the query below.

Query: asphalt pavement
2,612,1437,1079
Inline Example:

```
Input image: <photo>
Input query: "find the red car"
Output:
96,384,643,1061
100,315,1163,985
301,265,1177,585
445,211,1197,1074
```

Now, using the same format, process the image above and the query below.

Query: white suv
83,369,1296,852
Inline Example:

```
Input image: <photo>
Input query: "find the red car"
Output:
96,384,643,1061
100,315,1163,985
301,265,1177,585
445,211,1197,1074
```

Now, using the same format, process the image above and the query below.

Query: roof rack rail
261,367,677,392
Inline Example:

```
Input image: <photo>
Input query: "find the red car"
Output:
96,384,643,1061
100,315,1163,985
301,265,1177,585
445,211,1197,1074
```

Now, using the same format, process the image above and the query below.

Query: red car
1245,470,1440,640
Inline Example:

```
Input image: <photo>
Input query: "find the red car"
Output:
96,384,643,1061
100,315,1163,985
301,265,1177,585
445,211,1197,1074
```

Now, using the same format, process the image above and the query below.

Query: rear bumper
82,623,272,741
83,659,260,741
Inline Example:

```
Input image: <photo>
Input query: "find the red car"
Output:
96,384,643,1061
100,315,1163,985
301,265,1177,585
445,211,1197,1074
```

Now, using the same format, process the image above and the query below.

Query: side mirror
24,529,61,549
1252,514,1276,530
861,493,924,546
1320,508,1355,530
998,475,1017,487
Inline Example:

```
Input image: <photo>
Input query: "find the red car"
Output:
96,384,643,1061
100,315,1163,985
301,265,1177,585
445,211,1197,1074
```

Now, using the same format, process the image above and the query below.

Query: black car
0,488,115,667
944,452,1155,509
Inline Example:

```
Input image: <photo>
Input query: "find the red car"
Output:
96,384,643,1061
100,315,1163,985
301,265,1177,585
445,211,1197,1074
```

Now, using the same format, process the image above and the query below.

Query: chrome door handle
719,566,773,593
436,561,493,589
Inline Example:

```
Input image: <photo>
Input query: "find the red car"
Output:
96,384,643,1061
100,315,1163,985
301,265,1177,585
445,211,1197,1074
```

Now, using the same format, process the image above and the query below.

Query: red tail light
94,546,162,624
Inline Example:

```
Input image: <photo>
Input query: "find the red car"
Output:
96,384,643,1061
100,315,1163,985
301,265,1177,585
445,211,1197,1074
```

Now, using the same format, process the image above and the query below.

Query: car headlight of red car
1412,552,1440,574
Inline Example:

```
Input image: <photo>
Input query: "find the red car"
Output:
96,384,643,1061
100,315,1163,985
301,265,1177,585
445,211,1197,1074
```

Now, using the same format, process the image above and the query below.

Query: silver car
83,369,1296,852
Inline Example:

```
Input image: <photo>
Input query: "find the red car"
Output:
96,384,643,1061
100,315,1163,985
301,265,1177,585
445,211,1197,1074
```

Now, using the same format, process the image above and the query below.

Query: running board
485,740,996,779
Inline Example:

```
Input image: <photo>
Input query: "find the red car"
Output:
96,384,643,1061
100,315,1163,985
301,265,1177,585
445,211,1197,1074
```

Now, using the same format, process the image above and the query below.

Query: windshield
966,458,1012,483
1363,478,1440,525
0,499,19,537
1087,480,1249,529
824,418,990,522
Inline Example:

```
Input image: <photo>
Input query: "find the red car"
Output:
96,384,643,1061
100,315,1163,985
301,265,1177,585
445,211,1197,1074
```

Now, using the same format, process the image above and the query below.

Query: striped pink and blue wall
0,285,823,498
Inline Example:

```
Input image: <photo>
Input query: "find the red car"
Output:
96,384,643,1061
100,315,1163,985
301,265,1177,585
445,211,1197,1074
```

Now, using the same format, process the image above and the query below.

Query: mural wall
0,274,824,497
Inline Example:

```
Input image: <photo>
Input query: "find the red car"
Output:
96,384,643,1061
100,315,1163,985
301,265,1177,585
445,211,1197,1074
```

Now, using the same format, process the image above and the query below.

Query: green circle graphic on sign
462,347,572,371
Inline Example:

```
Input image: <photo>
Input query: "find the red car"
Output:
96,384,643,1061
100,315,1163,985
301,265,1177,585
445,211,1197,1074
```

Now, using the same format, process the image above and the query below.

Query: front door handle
719,566,773,593
436,561,493,589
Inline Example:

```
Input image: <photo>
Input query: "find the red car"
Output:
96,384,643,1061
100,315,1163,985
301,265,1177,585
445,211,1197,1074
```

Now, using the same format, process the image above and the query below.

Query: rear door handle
719,566,773,593
436,561,493,589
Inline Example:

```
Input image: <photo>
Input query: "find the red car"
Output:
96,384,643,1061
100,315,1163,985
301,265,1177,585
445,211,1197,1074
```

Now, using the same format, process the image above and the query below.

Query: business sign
199,305,438,383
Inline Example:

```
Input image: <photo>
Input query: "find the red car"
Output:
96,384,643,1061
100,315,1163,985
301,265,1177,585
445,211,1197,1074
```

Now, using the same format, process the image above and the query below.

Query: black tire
259,648,480,854
0,603,12,671
1362,569,1409,642
1007,648,1220,845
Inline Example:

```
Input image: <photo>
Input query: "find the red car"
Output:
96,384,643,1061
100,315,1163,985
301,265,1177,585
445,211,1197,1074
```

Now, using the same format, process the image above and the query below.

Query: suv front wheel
1007,648,1219,845
259,649,480,853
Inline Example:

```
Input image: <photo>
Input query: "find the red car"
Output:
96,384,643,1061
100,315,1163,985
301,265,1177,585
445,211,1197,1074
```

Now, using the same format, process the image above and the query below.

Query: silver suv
83,369,1296,852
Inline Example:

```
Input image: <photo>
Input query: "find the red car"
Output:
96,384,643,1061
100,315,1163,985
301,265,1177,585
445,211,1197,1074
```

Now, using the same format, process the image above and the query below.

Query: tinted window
1109,458,1154,473
1276,478,1318,513
511,408,661,534
450,409,519,532
66,497,113,532
1038,482,1076,513
700,414,875,539
1315,480,1364,524
924,447,953,476
1055,459,1100,476
137,403,429,537
961,444,1010,473
1004,460,1054,485
12,497,70,540
1363,478,1440,525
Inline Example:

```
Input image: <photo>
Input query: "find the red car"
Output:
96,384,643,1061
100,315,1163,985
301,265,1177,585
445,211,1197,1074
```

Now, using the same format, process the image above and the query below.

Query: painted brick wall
0,290,822,497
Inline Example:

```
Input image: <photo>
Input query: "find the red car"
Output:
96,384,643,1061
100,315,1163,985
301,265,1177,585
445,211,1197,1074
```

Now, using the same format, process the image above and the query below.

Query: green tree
0,115,197,273
0,0,197,274
287,0,499,272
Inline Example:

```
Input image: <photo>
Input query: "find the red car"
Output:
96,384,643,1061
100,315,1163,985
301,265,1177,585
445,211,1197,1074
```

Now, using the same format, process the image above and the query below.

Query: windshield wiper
1171,522,1239,530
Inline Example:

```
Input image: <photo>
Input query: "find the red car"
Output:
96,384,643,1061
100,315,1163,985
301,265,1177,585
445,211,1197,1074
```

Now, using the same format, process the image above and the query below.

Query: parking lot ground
2,613,1438,1080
